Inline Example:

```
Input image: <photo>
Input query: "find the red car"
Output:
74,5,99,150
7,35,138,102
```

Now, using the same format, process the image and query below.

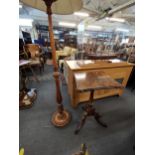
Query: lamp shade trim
20,0,83,15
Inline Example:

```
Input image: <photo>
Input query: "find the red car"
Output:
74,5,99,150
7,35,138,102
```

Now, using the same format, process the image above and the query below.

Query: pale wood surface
66,59,134,71
64,59,134,108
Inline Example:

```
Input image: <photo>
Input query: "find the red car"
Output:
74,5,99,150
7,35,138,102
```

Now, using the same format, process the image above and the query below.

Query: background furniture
64,59,134,108
56,46,77,72
24,44,45,73
127,50,135,90
35,25,77,48
56,46,77,61
19,60,37,109
86,52,117,60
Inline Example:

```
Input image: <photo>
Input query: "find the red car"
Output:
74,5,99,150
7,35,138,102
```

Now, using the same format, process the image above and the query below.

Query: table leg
74,113,87,135
94,112,107,128
74,90,107,134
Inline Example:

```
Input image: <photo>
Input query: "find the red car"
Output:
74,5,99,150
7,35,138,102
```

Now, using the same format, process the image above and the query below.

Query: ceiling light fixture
87,25,102,30
59,22,76,27
19,18,33,27
74,12,89,17
116,28,129,32
106,17,125,23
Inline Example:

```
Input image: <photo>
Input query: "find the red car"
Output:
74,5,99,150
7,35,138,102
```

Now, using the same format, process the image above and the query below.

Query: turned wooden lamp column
20,0,82,127
43,0,70,126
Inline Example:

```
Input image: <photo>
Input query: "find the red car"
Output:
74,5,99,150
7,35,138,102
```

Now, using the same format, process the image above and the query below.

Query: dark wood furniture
74,71,123,134
127,51,135,91
86,53,117,60
19,60,38,109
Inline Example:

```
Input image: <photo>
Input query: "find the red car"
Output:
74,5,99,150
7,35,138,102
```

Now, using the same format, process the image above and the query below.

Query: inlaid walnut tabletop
74,71,123,92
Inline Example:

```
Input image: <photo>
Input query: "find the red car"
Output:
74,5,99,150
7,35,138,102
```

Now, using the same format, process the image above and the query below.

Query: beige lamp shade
20,0,83,15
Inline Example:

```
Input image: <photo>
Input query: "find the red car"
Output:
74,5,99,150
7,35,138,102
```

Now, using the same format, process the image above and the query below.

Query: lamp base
51,110,71,127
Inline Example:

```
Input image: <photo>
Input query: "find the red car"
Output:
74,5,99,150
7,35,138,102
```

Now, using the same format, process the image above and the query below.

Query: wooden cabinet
64,59,134,108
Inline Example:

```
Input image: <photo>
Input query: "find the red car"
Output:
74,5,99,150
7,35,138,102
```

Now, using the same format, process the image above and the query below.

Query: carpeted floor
19,64,135,155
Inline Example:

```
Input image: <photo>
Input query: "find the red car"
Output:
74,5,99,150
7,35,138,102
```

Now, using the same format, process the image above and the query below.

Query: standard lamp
20,0,83,127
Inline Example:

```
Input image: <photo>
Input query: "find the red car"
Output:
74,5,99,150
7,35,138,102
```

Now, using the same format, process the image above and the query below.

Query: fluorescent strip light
78,24,85,32
19,19,33,27
87,25,102,30
74,12,89,17
116,28,129,32
106,17,125,23
19,4,22,8
59,22,76,27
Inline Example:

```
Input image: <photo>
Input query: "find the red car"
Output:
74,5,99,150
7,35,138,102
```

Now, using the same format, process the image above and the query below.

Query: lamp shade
20,0,83,15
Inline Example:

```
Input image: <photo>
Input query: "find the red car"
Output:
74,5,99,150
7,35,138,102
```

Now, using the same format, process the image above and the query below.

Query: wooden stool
74,71,123,134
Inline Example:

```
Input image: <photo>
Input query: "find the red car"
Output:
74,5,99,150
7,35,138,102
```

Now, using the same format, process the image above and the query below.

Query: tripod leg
74,113,87,135
94,113,107,128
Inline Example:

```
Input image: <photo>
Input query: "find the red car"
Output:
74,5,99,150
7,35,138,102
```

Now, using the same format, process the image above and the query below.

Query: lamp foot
51,110,71,127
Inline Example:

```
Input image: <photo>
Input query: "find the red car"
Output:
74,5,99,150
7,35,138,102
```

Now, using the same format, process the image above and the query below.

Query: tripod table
74,70,123,134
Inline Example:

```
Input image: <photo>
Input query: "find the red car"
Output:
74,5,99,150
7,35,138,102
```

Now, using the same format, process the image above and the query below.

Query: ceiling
19,0,135,34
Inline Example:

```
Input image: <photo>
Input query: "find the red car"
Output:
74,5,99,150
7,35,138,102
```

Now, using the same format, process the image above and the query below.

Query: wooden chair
24,44,45,73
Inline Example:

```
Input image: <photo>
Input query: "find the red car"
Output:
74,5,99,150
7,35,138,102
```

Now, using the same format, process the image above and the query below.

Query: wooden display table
74,71,123,134
64,59,134,108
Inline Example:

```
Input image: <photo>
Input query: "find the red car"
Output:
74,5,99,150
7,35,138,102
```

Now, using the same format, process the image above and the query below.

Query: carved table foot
94,113,108,128
74,104,107,134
